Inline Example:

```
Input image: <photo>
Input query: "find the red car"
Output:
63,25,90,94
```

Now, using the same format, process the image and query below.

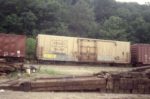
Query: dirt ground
0,64,149,99
27,64,132,77
1,90,150,99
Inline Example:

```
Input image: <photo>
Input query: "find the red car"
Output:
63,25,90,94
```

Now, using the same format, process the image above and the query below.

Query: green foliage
67,0,98,37
26,38,36,59
93,0,116,23
128,17,150,43
0,0,150,43
100,16,128,40
39,68,63,75
116,8,132,20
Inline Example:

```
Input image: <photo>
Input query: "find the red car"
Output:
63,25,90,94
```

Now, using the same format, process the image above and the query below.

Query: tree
128,17,150,43
67,0,98,37
26,38,36,59
93,0,116,23
0,0,69,36
3,14,22,33
116,7,132,20
35,0,68,35
99,16,128,40
0,0,150,44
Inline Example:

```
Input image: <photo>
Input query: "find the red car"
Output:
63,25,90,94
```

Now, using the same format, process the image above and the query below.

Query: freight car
36,34,130,64
1,33,150,66
0,33,26,62
131,44,150,66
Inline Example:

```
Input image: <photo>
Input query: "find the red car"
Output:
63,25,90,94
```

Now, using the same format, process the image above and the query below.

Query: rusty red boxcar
131,44,150,66
0,33,26,62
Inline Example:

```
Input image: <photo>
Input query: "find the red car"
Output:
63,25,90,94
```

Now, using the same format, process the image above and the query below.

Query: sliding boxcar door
78,39,97,62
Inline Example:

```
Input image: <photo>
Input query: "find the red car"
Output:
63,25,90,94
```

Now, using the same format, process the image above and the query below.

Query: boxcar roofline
37,34,129,43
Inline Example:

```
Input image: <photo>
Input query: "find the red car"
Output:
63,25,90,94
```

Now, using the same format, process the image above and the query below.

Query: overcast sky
116,0,150,4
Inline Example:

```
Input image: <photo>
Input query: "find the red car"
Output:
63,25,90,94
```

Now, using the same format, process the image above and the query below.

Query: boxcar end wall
131,44,150,65
0,33,26,62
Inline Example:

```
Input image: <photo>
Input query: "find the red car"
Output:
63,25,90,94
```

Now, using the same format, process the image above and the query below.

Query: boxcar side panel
131,45,138,64
97,41,116,63
0,33,26,59
115,41,130,63
36,34,78,62
131,44,150,65
37,34,131,64
97,40,130,64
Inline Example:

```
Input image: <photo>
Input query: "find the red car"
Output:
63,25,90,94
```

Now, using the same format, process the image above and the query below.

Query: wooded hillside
0,0,150,43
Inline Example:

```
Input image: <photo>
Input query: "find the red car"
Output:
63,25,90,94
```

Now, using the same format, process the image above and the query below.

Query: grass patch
7,72,19,79
39,68,63,75
7,71,32,79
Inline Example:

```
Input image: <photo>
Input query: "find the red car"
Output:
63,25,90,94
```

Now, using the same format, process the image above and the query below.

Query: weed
39,68,63,75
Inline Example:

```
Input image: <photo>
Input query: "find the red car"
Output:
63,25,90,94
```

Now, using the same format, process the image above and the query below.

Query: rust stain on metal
19,69,150,94
131,44,150,65
0,33,26,60
78,39,97,62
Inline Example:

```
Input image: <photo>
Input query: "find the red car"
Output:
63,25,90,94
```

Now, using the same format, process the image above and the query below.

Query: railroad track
0,61,24,75
0,66,150,94
19,67,150,94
